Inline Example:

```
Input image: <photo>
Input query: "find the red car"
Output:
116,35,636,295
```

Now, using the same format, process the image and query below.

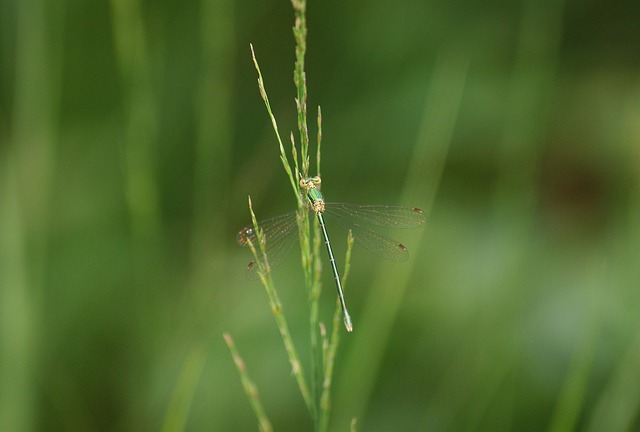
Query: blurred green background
2,0,640,430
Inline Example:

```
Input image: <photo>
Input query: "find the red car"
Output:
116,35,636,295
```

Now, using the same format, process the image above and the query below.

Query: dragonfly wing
338,221,410,262
236,211,298,246
245,229,298,280
236,210,301,280
324,203,427,229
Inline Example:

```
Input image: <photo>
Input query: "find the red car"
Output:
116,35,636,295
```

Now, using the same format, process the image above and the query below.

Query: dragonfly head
299,175,321,191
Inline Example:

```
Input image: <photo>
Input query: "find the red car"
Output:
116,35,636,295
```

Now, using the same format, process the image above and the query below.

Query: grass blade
223,333,273,432
161,346,207,432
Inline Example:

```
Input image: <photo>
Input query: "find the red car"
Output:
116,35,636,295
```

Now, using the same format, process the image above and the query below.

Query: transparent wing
322,203,426,262
236,210,301,280
323,203,427,229
332,220,410,262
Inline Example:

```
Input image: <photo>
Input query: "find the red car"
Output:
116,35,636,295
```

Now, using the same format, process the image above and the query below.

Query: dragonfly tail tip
344,316,353,332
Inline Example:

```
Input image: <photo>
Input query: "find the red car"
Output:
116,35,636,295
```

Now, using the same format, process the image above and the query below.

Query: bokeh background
2,0,640,430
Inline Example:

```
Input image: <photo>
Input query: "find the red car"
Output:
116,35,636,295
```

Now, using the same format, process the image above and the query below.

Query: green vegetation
1,0,639,430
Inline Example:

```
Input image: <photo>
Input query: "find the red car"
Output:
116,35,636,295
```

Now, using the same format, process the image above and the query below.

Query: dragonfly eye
299,176,322,190
299,178,312,190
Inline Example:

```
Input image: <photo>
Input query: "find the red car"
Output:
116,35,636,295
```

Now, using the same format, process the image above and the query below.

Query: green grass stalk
316,106,322,177
250,39,322,418
0,162,36,432
350,418,358,432
290,3,326,423
223,333,273,432
249,44,302,206
161,346,207,432
110,0,162,240
244,197,314,415
586,331,640,431
292,0,310,175
1,0,63,429
548,334,597,432
548,255,602,432
190,0,235,264
239,1,346,429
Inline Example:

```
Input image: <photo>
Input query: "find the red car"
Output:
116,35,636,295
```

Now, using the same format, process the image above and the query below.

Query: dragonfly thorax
300,176,325,213
310,198,325,213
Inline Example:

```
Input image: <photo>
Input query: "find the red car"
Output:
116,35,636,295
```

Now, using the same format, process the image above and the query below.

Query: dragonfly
237,176,427,332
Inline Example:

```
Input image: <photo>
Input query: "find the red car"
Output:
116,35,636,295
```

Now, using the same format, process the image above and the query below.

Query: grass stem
239,1,341,429
161,346,207,432
245,197,314,416
250,44,301,207
223,333,273,432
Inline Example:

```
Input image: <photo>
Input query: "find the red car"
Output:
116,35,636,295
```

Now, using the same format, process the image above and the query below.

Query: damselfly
237,176,427,332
